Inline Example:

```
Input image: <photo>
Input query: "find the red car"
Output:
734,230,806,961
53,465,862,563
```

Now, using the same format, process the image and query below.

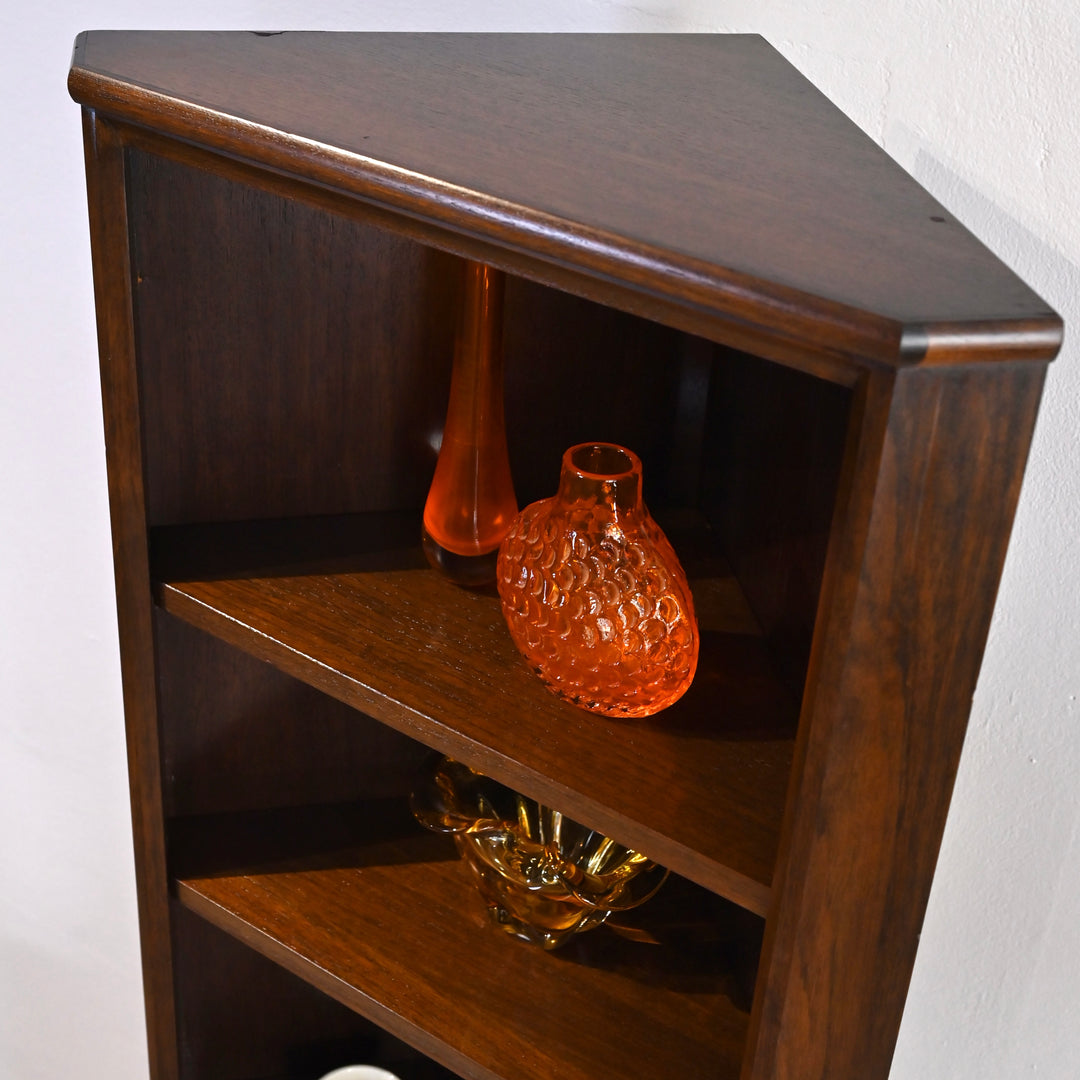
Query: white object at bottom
318,1067,402,1080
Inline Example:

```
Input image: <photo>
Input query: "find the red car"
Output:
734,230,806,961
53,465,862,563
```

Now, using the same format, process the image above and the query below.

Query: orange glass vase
422,261,517,586
496,443,699,718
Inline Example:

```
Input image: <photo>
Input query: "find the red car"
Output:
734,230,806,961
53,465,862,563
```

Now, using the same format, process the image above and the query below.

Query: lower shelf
171,901,461,1080
170,801,755,1080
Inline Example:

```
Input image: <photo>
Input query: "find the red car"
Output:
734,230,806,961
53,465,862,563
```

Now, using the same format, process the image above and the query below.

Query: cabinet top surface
70,31,1061,366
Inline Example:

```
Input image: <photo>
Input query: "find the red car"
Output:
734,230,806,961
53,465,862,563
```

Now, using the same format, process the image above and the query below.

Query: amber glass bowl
412,757,668,950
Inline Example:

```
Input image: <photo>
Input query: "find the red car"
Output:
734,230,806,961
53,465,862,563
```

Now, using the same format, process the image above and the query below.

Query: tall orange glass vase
422,261,517,586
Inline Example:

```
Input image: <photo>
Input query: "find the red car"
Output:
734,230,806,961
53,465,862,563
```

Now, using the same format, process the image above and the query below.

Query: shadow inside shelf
171,799,763,1012
168,797,456,880
555,874,762,1011
646,628,798,740
151,511,429,582
155,510,798,905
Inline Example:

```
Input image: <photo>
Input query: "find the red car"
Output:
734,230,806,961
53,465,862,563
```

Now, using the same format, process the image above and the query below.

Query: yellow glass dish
412,757,668,950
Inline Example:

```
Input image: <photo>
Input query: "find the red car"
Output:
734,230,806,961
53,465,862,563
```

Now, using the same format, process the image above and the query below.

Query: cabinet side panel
82,112,179,1079
702,349,852,691
127,149,459,526
744,362,1046,1080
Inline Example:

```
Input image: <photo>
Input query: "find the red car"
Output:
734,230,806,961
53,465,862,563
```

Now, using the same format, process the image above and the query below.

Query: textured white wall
2,3,1076,1078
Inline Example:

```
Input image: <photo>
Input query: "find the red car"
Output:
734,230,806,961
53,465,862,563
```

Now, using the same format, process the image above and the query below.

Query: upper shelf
151,513,796,918
69,31,1061,373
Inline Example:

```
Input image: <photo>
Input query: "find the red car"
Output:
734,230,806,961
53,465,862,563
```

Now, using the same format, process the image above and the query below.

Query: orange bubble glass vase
496,443,699,718
422,261,517,586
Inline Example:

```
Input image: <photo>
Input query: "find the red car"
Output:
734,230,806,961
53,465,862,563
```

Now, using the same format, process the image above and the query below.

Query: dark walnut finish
70,30,1061,1080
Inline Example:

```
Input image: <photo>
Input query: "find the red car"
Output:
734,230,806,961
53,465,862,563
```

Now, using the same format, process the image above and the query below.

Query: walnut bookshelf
70,31,1061,1080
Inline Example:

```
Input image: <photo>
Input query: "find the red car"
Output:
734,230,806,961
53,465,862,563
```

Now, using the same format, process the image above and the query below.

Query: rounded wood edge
900,317,1064,365
69,50,1063,379
68,63,905,372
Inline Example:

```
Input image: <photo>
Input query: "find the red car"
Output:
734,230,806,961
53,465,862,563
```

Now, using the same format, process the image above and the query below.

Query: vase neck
557,443,642,514
445,261,506,430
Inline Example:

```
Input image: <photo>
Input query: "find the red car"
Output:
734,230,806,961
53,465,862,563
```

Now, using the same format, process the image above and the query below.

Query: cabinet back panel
172,904,454,1080
128,150,692,526
502,276,690,507
156,610,431,818
129,148,459,526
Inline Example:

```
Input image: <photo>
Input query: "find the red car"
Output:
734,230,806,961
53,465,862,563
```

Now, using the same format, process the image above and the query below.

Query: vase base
422,527,499,587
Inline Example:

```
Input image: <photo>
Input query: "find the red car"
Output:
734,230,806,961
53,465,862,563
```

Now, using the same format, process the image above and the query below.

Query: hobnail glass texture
412,757,668,950
496,443,699,718
422,260,517,586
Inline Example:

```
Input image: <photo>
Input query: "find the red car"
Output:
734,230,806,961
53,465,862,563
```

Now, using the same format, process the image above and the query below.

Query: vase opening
561,442,641,513
569,443,635,477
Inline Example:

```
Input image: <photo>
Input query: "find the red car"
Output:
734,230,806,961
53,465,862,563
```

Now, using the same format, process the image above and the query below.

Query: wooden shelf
153,513,797,917
170,800,753,1080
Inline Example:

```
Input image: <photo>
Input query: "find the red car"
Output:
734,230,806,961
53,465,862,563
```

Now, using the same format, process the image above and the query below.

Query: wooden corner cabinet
70,31,1061,1080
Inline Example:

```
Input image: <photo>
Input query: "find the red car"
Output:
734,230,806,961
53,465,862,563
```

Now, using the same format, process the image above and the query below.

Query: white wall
2,3,1077,1078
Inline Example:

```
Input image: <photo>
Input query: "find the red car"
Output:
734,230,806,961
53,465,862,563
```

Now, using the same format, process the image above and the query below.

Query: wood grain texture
81,112,180,1080
113,118,862,389
127,148,457,526
69,31,1062,372
126,147,692,526
171,802,753,1080
152,513,796,917
744,360,1047,1080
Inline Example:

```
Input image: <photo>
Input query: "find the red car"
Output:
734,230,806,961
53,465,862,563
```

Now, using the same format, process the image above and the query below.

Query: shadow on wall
885,122,1080,1080
604,2,714,31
